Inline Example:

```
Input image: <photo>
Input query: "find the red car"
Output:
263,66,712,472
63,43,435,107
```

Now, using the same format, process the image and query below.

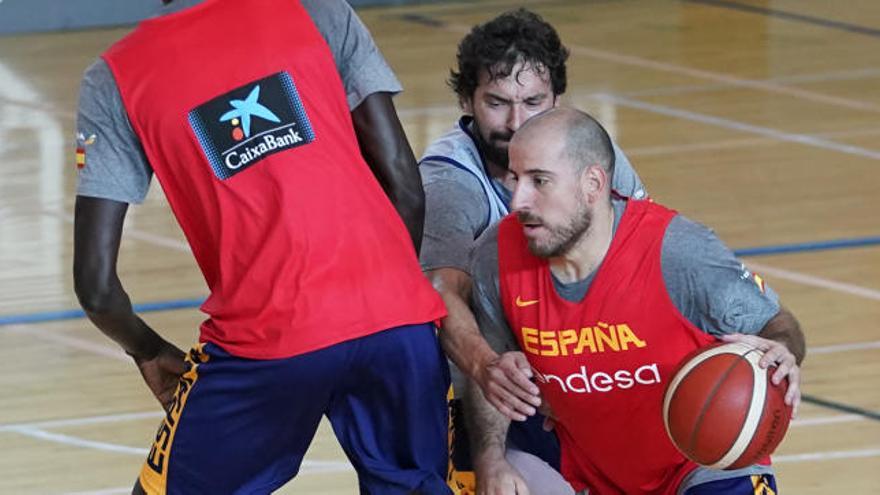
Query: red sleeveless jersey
102,0,444,359
498,200,715,494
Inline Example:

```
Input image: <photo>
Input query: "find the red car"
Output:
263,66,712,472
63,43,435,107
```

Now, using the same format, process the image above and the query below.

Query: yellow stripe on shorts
138,344,209,495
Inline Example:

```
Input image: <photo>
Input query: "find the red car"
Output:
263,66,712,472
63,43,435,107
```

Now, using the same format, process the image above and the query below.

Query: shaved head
508,107,618,258
513,107,615,177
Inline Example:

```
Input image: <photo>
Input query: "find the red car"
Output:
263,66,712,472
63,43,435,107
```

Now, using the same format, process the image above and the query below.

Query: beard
473,125,513,169
518,201,592,258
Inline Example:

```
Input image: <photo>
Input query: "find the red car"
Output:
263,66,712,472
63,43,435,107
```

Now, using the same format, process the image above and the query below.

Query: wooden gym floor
0,0,878,493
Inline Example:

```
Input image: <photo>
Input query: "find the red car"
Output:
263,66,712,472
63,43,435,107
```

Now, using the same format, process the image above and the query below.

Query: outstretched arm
73,195,186,411
351,92,424,253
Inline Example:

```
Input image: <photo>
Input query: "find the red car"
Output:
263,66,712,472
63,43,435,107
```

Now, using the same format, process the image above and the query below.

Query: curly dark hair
449,9,569,102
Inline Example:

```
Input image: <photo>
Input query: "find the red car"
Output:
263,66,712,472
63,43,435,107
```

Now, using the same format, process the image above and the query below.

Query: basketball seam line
686,354,753,461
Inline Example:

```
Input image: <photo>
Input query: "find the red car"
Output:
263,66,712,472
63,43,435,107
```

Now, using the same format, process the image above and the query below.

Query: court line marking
62,489,131,495
0,409,864,437
2,233,877,325
0,411,164,432
8,426,353,471
439,22,880,114
626,127,880,158
3,409,869,473
57,446,880,493
773,447,880,463
802,394,880,422
58,458,353,495
13,425,358,477
0,94,76,119
3,324,129,361
790,414,864,428
808,340,880,355
593,93,880,160
620,68,880,99
9,426,149,456
746,262,880,302
685,0,880,38
40,208,192,252
736,237,880,257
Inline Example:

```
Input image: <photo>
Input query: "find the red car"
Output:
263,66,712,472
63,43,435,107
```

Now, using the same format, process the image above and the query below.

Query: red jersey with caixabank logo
102,0,445,359
498,200,715,494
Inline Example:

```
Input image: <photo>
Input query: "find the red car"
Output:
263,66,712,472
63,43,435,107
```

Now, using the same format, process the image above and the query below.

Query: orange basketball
662,342,792,470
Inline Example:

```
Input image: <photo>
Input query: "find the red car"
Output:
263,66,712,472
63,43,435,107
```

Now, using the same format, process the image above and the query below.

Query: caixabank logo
188,72,315,180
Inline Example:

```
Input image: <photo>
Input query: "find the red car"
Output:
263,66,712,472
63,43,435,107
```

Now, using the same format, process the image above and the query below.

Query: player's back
102,0,444,359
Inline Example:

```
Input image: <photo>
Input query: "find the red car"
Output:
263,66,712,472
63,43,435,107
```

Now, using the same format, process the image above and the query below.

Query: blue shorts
138,323,451,495
684,474,777,494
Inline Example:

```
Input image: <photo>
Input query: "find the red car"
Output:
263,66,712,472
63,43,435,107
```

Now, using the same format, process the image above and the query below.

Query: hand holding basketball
722,333,801,416
663,341,795,469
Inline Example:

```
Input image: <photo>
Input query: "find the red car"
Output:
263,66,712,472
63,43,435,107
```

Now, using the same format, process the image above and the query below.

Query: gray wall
0,0,434,35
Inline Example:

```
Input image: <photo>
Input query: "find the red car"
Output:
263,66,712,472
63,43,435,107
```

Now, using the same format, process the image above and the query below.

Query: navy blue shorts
138,323,451,494
684,474,777,494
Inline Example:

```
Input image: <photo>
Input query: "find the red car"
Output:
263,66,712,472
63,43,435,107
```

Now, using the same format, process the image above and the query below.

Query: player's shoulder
78,58,124,114
473,222,501,257
300,0,358,39
664,214,719,248
660,213,729,267
421,119,477,159
81,58,113,87
420,120,486,186
420,155,483,185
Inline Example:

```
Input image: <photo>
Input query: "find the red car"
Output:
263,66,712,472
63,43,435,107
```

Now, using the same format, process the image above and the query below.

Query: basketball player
72,0,450,493
419,10,646,494
465,107,805,494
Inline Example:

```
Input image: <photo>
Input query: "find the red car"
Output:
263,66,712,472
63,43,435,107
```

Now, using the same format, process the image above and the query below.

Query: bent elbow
73,272,118,316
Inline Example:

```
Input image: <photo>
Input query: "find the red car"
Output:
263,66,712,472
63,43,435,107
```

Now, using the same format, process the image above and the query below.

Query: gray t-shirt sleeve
469,225,520,353
419,161,492,272
75,59,153,204
611,142,648,200
661,215,780,336
301,0,402,110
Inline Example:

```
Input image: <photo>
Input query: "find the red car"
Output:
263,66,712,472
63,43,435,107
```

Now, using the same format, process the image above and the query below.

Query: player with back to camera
73,0,451,493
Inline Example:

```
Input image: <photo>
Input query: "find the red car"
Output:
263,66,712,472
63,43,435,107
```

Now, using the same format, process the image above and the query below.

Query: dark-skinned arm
73,195,186,410
350,91,424,253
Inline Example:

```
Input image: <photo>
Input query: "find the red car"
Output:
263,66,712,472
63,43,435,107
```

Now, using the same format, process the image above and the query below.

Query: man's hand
475,454,530,495
474,351,542,421
132,341,188,412
722,333,801,416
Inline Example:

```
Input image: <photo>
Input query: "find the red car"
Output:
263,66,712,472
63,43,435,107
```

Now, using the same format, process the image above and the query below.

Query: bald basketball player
465,107,805,495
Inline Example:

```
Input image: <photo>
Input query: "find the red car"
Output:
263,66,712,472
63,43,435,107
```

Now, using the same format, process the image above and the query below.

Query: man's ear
581,165,609,201
461,96,474,115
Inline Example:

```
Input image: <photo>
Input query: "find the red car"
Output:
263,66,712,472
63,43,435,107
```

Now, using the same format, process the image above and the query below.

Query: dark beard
522,205,592,258
473,128,512,169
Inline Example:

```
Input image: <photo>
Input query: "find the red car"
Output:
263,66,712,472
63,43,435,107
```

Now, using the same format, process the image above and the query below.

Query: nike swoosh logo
515,296,539,308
